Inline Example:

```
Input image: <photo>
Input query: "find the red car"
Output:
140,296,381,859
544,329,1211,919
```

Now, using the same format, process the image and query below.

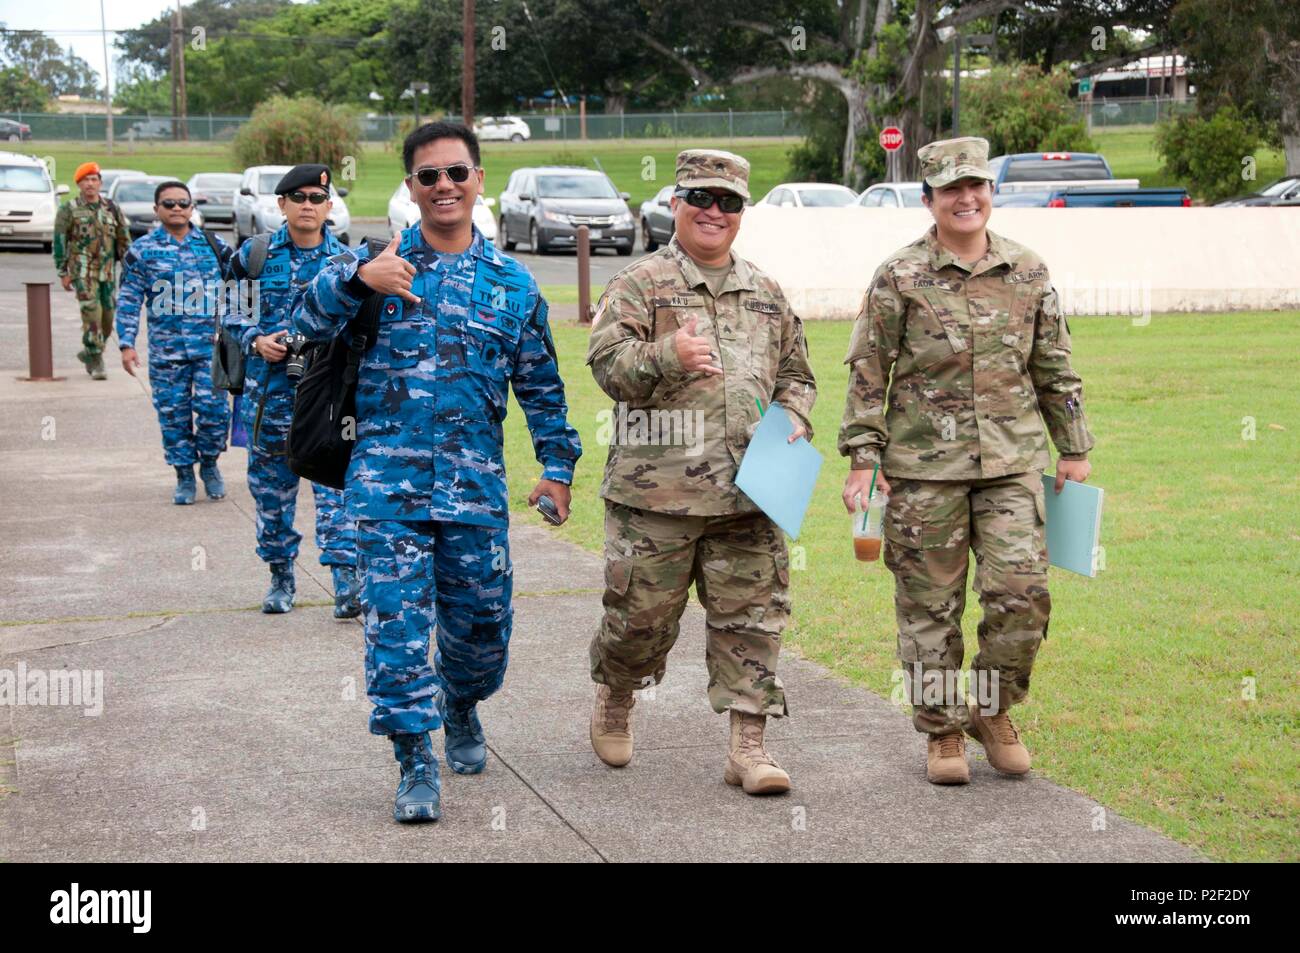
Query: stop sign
879,126,904,151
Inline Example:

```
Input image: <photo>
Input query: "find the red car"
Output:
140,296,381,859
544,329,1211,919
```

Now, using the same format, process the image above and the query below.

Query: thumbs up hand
674,315,723,376
357,233,421,304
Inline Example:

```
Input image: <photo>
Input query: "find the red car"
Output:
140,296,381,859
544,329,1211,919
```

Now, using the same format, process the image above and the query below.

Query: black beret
275,164,332,195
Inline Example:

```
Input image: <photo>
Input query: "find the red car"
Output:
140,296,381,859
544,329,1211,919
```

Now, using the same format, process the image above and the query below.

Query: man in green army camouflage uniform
53,161,130,380
838,137,1095,785
586,149,817,795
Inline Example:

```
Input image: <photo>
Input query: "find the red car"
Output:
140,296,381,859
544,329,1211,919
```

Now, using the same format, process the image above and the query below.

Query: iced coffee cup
852,492,888,562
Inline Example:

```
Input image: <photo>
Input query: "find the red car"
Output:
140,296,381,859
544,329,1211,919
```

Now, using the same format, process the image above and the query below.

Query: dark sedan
1215,176,1300,207
0,118,31,142
187,172,240,225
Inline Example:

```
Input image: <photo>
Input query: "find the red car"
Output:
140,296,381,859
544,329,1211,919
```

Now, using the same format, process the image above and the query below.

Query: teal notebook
735,402,823,540
1041,474,1105,577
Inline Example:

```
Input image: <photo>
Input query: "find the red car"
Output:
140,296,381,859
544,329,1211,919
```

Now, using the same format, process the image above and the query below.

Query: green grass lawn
26,137,801,219
1091,127,1286,193
502,311,1300,862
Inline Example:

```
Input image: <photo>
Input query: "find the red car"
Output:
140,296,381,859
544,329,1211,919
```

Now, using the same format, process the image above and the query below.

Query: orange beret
74,162,101,183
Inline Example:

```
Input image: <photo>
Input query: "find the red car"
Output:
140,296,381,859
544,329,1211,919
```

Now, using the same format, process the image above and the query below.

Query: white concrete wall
731,206,1300,319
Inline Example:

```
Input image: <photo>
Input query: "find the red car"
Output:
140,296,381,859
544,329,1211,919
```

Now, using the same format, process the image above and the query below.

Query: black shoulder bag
211,233,269,395
286,239,388,490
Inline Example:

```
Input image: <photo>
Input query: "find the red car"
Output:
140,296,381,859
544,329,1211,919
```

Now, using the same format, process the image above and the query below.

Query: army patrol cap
275,164,332,195
676,149,751,200
917,137,996,189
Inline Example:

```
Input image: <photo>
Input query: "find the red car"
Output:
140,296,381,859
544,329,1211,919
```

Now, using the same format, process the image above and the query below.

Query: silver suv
497,166,634,255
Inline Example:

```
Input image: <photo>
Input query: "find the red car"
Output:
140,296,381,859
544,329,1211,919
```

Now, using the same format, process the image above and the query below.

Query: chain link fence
0,98,1190,144
1076,96,1198,129
0,109,805,143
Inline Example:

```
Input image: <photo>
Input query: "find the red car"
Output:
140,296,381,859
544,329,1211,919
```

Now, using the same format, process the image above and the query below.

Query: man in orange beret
53,161,131,379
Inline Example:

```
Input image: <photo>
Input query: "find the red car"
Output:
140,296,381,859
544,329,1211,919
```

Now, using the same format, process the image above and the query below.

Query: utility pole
951,35,961,137
176,1,189,140
461,0,475,129
170,9,179,134
100,0,113,154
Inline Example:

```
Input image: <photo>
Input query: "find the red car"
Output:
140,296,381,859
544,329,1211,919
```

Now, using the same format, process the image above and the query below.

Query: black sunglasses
287,190,329,205
674,188,744,213
158,198,192,210
412,164,476,187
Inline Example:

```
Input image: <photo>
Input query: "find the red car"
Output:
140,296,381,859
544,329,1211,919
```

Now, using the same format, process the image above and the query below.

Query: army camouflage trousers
356,520,512,737
591,500,790,717
884,470,1050,735
147,356,230,467
246,443,355,567
74,277,116,362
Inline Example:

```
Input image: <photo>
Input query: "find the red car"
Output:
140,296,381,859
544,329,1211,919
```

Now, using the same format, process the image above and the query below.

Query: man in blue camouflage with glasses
294,122,581,824
224,163,359,617
116,180,233,505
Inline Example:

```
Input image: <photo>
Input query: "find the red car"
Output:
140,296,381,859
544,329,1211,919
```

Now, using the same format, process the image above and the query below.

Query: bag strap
245,233,271,280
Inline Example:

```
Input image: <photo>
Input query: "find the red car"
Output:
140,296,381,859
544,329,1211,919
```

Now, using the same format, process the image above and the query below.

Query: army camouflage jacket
838,227,1093,480
587,236,817,516
53,196,130,283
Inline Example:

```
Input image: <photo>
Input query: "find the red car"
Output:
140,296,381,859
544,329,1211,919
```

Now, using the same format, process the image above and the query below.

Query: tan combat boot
590,684,635,767
926,731,970,784
967,707,1031,775
724,710,791,795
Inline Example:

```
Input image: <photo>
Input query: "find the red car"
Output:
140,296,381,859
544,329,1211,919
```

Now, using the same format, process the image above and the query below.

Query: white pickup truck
990,152,1140,206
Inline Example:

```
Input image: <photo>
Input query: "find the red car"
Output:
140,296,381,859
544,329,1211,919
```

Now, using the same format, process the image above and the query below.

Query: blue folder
1041,474,1105,577
735,402,823,539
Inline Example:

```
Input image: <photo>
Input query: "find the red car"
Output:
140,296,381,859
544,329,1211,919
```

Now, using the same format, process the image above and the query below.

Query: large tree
1171,0,1300,175
0,28,101,97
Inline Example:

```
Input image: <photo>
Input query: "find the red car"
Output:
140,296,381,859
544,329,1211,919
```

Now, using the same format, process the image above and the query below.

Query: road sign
1079,77,1093,94
879,126,904,152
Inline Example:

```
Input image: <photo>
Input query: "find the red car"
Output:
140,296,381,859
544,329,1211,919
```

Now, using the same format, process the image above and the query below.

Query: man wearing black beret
222,163,361,617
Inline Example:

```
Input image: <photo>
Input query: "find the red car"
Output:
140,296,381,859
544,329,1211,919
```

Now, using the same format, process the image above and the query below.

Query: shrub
965,64,1094,155
232,95,361,171
1155,106,1262,203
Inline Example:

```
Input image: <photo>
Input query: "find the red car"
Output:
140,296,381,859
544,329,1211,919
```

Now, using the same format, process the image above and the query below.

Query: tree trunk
1283,101,1300,176
841,82,872,188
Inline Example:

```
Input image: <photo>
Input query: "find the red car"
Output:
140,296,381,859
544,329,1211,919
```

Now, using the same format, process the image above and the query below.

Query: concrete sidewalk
0,278,1202,862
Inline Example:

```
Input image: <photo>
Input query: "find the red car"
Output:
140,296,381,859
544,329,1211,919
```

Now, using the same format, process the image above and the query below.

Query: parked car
857,182,924,207
0,151,67,251
474,116,531,142
758,183,859,207
497,166,635,255
386,179,497,241
186,172,241,225
128,119,173,140
98,168,147,193
234,165,350,245
0,118,32,142
639,184,676,251
1215,176,1300,207
986,152,1183,207
108,175,205,238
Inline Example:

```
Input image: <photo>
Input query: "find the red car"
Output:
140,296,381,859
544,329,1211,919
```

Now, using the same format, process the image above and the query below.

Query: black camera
283,332,311,381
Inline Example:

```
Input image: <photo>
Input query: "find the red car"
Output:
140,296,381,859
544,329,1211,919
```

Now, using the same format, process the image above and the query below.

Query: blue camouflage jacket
115,225,232,361
293,223,581,528
224,223,346,454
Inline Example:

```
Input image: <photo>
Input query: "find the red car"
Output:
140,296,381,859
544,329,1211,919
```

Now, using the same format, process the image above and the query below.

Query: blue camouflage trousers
147,356,229,466
246,445,355,567
357,520,513,737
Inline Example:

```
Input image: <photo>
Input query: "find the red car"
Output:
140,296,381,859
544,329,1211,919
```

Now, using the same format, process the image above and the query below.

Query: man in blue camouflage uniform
117,180,232,505
224,164,359,617
295,122,581,823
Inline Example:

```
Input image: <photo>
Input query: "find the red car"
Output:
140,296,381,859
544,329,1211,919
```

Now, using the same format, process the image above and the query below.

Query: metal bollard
576,225,593,324
23,282,62,382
